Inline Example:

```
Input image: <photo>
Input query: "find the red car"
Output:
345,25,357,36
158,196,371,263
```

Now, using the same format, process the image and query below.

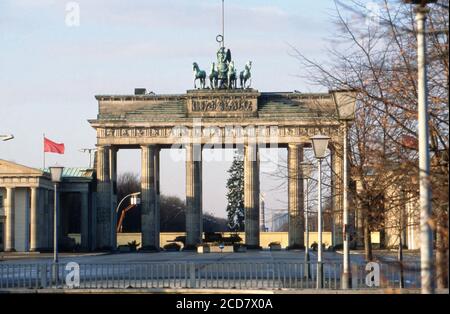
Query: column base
139,245,160,252
183,244,199,251
341,272,352,289
286,244,305,250
245,245,262,250
37,248,54,253
96,246,115,252
4,248,16,252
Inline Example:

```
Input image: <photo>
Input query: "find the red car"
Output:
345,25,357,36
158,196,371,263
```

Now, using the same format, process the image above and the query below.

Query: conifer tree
226,151,244,231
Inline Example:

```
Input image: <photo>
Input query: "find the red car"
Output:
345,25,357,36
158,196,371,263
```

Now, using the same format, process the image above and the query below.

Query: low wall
67,231,379,249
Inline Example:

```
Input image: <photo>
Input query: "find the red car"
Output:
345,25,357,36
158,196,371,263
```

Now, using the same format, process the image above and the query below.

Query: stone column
141,145,159,250
80,191,89,251
185,143,202,249
96,145,113,250
331,145,344,246
5,187,15,252
109,146,118,249
90,191,97,251
154,147,161,248
244,143,260,249
30,187,39,251
288,144,305,249
47,189,53,249
40,189,48,250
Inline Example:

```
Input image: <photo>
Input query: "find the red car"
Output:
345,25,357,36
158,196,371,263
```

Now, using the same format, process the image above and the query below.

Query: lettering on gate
98,126,336,139
191,98,253,112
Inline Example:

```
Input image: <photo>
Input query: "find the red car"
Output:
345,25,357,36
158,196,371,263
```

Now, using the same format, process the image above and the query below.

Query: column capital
288,143,304,148
96,144,111,149
140,144,157,149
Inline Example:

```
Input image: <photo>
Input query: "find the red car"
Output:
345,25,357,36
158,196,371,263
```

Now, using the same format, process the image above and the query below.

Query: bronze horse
193,62,206,89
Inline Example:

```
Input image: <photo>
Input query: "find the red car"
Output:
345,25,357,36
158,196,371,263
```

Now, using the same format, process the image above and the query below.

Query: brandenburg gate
89,87,355,251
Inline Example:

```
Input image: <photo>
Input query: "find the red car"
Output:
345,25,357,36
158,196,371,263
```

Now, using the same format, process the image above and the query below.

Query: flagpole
43,133,46,170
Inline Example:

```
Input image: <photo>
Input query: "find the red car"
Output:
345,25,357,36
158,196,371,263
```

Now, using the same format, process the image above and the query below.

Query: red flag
44,137,65,154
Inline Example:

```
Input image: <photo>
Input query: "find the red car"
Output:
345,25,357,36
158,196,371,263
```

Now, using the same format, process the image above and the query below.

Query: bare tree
291,0,448,274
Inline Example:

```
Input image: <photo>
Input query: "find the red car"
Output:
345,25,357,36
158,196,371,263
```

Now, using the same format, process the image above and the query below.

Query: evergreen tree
225,150,244,231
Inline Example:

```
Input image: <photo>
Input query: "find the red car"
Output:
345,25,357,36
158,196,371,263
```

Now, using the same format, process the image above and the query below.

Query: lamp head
49,166,64,183
310,135,330,159
130,195,141,205
330,90,357,121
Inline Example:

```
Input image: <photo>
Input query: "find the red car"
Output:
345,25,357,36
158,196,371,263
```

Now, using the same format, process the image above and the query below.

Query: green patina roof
42,168,94,179
94,92,337,122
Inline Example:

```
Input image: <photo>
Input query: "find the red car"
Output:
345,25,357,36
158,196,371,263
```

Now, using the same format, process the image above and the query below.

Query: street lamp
402,0,436,294
116,192,141,234
310,134,330,289
116,192,141,214
332,89,357,289
300,161,313,279
49,165,63,283
0,134,14,141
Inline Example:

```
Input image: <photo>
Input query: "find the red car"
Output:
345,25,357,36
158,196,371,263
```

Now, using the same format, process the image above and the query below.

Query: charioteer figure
216,46,232,89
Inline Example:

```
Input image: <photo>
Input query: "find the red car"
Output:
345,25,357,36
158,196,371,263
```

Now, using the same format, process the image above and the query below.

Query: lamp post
332,90,357,289
300,161,313,279
115,192,141,233
0,134,14,141
310,134,330,289
402,0,436,294
49,165,64,283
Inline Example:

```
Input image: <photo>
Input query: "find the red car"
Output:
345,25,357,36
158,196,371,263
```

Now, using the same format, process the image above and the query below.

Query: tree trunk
436,213,449,289
398,232,404,288
364,211,373,261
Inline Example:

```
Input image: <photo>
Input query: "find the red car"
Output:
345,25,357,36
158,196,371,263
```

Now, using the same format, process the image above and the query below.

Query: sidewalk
1,288,448,294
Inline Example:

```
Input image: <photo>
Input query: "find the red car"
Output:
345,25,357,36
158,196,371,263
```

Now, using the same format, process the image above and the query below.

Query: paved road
0,249,420,264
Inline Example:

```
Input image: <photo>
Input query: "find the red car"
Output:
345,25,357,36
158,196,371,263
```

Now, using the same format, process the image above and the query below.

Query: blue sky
0,0,336,219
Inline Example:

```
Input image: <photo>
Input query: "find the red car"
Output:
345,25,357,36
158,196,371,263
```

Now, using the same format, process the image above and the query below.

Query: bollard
39,264,48,288
189,262,196,288
316,261,323,289
52,263,59,287
351,263,359,288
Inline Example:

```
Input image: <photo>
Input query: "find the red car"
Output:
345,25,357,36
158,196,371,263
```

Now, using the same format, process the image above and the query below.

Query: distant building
353,174,420,250
0,159,95,252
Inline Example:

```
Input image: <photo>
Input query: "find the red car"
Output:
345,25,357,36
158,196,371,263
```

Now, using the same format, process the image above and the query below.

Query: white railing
0,261,420,290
